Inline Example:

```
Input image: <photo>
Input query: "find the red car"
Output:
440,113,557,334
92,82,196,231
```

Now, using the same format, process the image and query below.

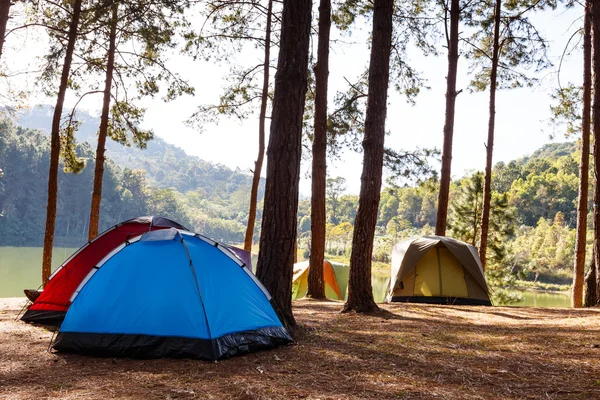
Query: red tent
21,216,186,325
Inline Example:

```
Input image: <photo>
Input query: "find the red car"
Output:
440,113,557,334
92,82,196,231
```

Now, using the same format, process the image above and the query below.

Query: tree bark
472,192,478,246
294,239,298,263
573,0,592,308
592,0,600,303
584,253,597,307
88,1,118,241
342,0,393,314
243,0,272,252
0,0,11,60
435,0,460,236
307,0,331,299
478,0,501,270
255,0,311,329
41,0,83,287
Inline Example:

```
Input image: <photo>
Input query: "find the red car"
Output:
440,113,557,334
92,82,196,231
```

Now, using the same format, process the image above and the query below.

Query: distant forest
0,106,264,245
0,107,584,285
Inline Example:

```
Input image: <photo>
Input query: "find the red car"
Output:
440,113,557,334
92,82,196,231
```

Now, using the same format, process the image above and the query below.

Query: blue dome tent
52,229,292,360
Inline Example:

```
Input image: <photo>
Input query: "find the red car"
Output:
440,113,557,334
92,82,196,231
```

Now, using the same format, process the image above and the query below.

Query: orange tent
291,260,343,300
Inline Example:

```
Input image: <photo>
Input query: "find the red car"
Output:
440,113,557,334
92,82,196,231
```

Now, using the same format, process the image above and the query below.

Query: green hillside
524,141,579,163
0,107,265,246
17,105,262,196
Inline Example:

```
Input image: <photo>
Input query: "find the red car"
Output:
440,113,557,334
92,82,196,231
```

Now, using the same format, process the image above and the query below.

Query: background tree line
1,108,584,291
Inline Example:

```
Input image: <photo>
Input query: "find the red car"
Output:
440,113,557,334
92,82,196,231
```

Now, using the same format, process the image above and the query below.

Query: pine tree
85,0,193,239
327,0,438,186
307,0,331,299
41,0,84,286
343,0,394,314
468,0,554,269
591,0,600,303
435,0,460,236
255,0,312,328
573,0,592,308
186,0,281,251
448,172,514,267
0,0,10,59
244,0,273,252
478,0,501,271
88,0,118,240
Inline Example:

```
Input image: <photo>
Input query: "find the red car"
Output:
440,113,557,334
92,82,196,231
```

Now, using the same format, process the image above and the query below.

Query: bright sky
5,3,583,195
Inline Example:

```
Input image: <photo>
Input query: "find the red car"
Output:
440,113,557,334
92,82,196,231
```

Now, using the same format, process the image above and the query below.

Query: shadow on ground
1,298,599,399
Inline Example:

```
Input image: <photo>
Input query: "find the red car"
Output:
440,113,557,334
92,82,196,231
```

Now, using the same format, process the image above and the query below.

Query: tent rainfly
21,216,187,325
292,260,345,300
52,228,292,360
386,236,492,306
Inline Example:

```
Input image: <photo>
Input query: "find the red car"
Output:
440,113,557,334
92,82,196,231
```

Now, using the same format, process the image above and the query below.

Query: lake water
508,289,572,308
0,246,77,297
0,247,572,307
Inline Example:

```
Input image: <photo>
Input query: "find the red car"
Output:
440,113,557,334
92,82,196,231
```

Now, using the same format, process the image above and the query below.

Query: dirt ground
1,298,600,400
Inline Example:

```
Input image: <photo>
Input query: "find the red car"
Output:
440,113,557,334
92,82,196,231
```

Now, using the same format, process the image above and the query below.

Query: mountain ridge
16,105,263,196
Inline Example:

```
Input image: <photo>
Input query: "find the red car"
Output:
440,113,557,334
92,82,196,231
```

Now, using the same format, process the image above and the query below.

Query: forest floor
1,298,600,400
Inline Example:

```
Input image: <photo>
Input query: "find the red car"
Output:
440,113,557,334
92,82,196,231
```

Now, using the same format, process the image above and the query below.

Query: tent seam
178,233,217,360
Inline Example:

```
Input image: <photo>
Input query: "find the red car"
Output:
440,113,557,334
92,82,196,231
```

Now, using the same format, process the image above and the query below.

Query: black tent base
53,326,293,361
21,309,66,326
390,296,492,306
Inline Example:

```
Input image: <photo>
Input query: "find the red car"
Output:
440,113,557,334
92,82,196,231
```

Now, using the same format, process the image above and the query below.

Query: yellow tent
292,260,344,300
387,236,492,305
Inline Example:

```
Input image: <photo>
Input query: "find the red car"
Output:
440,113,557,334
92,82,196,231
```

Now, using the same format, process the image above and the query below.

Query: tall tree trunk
592,0,600,302
244,0,272,252
584,252,596,307
342,0,393,314
478,0,502,270
472,193,478,246
88,1,118,241
0,0,10,59
294,239,298,263
255,0,311,329
307,0,331,299
41,0,83,287
435,0,460,236
573,0,592,308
